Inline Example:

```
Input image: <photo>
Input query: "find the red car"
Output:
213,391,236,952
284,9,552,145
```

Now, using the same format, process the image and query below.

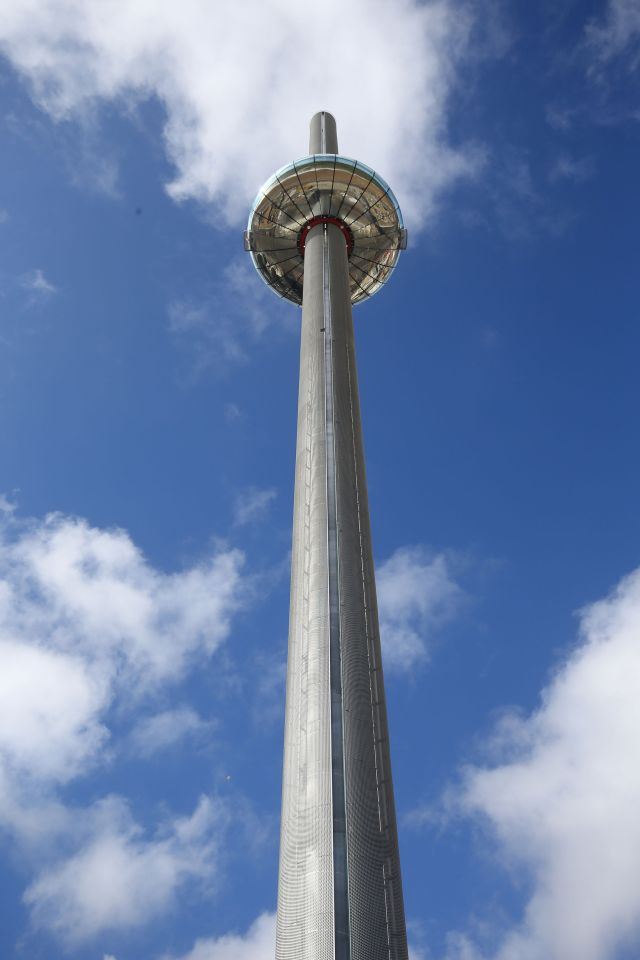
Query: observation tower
245,112,408,960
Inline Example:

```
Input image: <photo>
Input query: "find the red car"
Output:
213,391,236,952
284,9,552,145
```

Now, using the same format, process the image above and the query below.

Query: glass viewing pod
245,154,407,306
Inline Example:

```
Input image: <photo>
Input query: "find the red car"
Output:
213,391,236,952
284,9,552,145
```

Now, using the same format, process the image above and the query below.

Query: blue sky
1,2,640,959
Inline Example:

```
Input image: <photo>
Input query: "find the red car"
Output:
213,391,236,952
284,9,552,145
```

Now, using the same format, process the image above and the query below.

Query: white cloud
446,566,640,960
0,0,480,229
0,638,109,783
0,504,253,941
0,506,246,837
377,546,465,671
233,487,277,527
25,794,225,943
0,208,8,223
128,707,213,758
19,267,57,297
163,912,276,960
5,511,245,686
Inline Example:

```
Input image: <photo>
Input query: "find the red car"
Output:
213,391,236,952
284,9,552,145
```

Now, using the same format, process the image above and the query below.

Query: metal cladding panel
326,225,408,960
276,223,334,960
276,217,408,960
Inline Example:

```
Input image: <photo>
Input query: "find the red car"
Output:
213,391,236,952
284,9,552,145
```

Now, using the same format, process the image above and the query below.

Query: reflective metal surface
265,113,409,960
246,155,406,305
275,219,408,960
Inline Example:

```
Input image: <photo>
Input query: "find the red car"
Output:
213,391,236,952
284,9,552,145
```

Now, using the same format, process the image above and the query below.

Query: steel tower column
274,113,408,960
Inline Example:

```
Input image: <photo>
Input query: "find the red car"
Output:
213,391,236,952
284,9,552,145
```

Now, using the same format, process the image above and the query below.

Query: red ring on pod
298,216,354,258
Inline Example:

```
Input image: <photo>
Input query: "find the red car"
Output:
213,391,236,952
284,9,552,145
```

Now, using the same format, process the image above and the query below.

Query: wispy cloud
233,487,277,527
0,493,17,515
0,0,482,229
377,546,465,672
573,1,640,123
128,707,214,759
251,653,287,729
544,2,640,132
224,403,244,424
169,297,246,370
585,0,640,69
434,565,640,960
19,267,57,299
64,120,122,198
457,144,576,241
548,153,596,184
168,260,290,378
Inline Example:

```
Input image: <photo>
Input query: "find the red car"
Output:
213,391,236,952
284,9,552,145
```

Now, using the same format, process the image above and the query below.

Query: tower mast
246,112,408,960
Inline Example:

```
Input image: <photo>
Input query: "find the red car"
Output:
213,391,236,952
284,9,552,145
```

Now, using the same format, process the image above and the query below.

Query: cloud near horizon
0,503,248,940
163,910,426,960
0,0,480,228
435,565,640,960
163,912,276,960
